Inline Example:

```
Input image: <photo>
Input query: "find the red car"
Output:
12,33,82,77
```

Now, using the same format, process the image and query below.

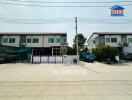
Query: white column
52,47,53,56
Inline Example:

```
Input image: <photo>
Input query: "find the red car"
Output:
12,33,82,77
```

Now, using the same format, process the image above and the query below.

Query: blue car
80,52,96,62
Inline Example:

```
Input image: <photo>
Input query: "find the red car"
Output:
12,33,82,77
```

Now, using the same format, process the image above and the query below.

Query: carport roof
87,32,132,42
93,32,132,35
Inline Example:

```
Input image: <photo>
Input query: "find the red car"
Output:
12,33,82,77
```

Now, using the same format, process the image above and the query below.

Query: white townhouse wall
127,35,132,47
2,35,20,47
26,35,43,47
87,32,132,54
26,35,63,47
123,35,132,53
0,32,67,48
104,35,121,47
44,35,62,47
87,34,99,50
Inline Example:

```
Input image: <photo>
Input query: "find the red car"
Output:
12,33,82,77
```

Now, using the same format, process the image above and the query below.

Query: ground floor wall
123,46,132,54
32,46,67,56
0,45,68,63
0,45,67,56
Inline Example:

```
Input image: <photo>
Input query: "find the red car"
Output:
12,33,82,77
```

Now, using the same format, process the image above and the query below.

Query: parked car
80,52,96,62
124,54,132,61
119,53,132,61
0,58,4,64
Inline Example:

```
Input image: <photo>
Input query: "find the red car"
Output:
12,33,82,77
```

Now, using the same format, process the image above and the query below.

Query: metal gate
31,55,78,64
32,56,63,64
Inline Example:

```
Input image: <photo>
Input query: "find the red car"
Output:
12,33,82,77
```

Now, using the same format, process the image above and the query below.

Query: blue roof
110,5,125,10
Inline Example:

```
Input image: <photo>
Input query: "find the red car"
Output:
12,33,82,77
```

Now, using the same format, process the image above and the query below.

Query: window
33,38,39,43
100,38,105,44
27,38,32,43
9,38,15,43
61,38,66,43
55,38,60,43
53,47,60,55
111,38,117,43
0,37,2,44
3,38,8,43
105,38,110,43
128,38,132,43
48,38,54,43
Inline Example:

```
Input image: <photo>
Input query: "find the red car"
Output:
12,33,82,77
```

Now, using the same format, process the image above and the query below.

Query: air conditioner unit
123,43,129,46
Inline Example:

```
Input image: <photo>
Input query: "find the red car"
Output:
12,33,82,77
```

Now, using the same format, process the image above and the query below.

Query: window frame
55,38,60,43
3,38,8,43
111,38,117,43
9,38,15,43
128,38,132,43
48,38,54,43
27,38,32,43
60,37,66,43
33,38,39,43
105,38,110,43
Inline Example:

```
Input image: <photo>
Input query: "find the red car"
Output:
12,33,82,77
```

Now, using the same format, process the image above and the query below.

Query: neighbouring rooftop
0,32,67,35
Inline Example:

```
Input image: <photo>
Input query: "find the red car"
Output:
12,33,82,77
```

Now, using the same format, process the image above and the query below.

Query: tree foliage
66,46,76,55
73,33,87,54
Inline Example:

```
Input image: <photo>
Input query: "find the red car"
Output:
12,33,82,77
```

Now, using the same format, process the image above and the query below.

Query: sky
0,0,132,46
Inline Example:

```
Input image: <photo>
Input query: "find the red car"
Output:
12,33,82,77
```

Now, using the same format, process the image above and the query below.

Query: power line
5,0,132,4
2,21,132,24
1,17,132,24
1,18,132,22
1,18,132,20
0,2,111,7
0,1,132,7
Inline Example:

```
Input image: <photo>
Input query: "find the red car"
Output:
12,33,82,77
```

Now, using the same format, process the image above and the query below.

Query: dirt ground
0,62,132,100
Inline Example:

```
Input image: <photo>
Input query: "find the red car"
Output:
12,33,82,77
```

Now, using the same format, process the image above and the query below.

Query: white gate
31,55,78,64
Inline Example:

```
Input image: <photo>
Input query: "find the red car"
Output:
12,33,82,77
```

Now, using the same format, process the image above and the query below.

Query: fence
0,46,32,63
31,55,78,64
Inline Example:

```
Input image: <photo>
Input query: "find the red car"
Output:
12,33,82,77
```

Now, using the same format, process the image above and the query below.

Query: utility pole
75,17,79,64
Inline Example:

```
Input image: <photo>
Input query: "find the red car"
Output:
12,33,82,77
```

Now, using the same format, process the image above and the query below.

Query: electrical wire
5,0,132,4
0,1,132,7
1,17,132,24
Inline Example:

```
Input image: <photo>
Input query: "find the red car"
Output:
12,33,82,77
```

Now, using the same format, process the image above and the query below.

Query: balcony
118,42,129,47
60,43,68,46
19,42,26,47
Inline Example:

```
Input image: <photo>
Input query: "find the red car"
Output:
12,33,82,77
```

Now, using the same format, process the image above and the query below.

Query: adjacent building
87,32,132,54
0,32,68,55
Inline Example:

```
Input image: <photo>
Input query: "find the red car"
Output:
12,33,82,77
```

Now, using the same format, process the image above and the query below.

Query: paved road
0,62,132,100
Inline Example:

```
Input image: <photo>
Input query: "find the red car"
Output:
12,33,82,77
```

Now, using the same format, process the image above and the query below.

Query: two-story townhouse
0,32,68,56
87,32,132,54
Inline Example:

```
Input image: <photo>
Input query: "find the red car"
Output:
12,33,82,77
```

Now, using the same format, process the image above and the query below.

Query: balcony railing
118,42,129,47
60,43,68,46
19,42,26,47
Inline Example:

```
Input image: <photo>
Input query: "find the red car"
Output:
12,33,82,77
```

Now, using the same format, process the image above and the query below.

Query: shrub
92,45,119,62
0,54,16,63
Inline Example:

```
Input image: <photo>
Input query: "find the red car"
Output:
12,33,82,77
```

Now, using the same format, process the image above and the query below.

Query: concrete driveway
0,62,132,100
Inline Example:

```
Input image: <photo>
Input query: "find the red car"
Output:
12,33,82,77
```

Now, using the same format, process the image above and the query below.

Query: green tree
60,47,67,55
73,33,87,54
66,46,76,55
